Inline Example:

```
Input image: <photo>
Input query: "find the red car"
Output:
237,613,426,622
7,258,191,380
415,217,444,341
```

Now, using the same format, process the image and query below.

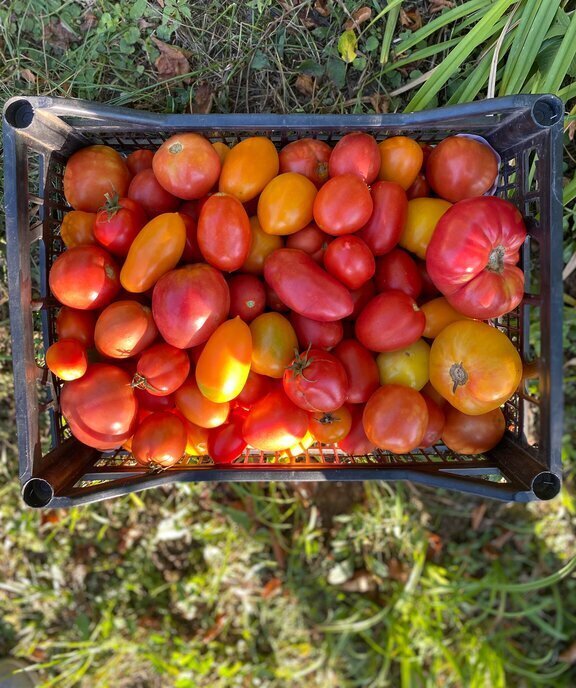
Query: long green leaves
540,9,576,92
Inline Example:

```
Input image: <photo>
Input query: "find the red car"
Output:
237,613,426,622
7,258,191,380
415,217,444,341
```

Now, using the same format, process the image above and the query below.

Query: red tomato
337,404,375,455
283,348,348,412
349,280,376,320
49,245,120,310
55,307,96,347
323,235,375,290
374,248,422,300
285,224,331,263
152,264,230,348
419,395,445,448
426,197,527,319
356,182,408,256
178,212,203,262
135,388,175,413
265,285,289,313
132,411,187,468
179,200,199,220
175,376,230,428
442,406,505,455
60,211,96,248
229,274,266,322
355,291,426,352
236,370,272,408
333,339,380,404
313,174,373,236
415,259,440,301
407,174,430,200
264,248,353,322
290,312,343,350
197,193,251,271
279,138,332,187
127,169,180,217
126,149,154,176
60,364,138,449
208,416,247,463
63,145,131,212
94,300,157,359
153,133,221,200
46,339,87,381
134,343,190,396
309,405,352,444
242,389,308,451
94,195,148,257
329,132,380,183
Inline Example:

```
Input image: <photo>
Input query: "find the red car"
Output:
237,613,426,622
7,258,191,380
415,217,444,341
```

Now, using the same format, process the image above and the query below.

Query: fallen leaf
559,640,576,664
426,532,443,559
80,11,98,32
43,17,78,51
429,0,454,12
202,613,226,644
296,73,315,97
156,0,165,7
369,93,389,114
191,82,214,114
151,36,191,83
338,30,358,63
567,120,576,141
400,8,423,30
388,558,409,583
471,502,487,530
139,18,155,30
314,0,330,17
340,570,378,593
40,508,60,525
345,6,372,30
261,577,283,599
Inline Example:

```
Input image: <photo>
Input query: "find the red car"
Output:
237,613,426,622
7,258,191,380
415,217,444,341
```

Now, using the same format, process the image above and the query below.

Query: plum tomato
279,138,331,187
329,132,380,184
377,136,423,190
406,174,430,200
333,339,380,404
250,312,298,378
285,224,331,263
175,376,230,428
229,274,266,322
323,235,375,290
421,297,472,339
257,173,317,236
242,216,284,275
313,174,373,236
356,181,407,256
400,198,452,260
197,193,251,272
127,168,181,217
374,248,422,300
219,137,279,202
289,312,343,351
349,280,376,320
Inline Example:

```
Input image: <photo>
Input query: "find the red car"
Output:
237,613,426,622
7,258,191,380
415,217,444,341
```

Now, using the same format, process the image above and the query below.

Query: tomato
426,197,527,319
257,173,317,236
337,404,375,455
415,259,440,301
179,200,199,220
152,133,221,200
421,297,472,339
419,394,445,448
333,339,379,403
132,411,187,468
250,312,298,378
399,198,452,260
283,348,348,412
429,320,522,415
46,339,87,380
377,136,423,190
126,149,154,176
309,405,352,444
442,406,505,454
212,141,230,165
374,248,422,300
178,212,203,262
208,416,247,463
153,264,229,349
134,342,190,396
349,280,376,320
290,312,343,350
64,145,131,212
406,174,430,200
279,138,331,187
421,381,447,409
363,385,428,453
277,430,315,460
219,137,279,202
285,224,331,263
355,291,425,352
228,274,266,322
135,388,175,413
242,389,308,451
242,216,284,274
376,338,430,391
313,174,373,236
60,211,96,247
94,195,148,257
60,363,138,449
121,213,185,293
196,318,252,402
55,307,96,346
265,285,289,313
426,135,498,202
175,376,230,428
323,236,375,290
94,300,157,359
49,245,120,310
182,417,209,456
236,370,273,408
264,248,353,321
420,142,433,169
127,169,180,217
329,132,380,183
197,193,251,271
356,182,408,256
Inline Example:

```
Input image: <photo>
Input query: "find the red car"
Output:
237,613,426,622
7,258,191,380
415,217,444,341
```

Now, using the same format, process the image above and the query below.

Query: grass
1,0,576,686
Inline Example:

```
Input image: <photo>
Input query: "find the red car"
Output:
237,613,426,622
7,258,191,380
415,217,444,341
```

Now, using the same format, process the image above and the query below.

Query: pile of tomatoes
46,129,527,468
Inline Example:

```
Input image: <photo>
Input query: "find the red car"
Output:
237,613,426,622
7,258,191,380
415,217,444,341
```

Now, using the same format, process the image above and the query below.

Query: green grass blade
540,9,576,92
380,2,402,65
564,175,576,206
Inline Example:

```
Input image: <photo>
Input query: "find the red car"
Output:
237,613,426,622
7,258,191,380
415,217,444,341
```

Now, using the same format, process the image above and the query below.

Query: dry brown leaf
471,502,487,530
191,82,214,114
296,74,315,97
202,613,226,644
43,17,78,51
388,558,409,583
567,120,576,141
345,6,372,30
152,36,191,83
400,8,423,30
340,570,378,593
559,640,576,664
80,12,98,32
20,68,36,84
426,532,443,559
156,0,165,7
314,0,331,17
369,94,390,114
429,0,454,12
261,577,283,599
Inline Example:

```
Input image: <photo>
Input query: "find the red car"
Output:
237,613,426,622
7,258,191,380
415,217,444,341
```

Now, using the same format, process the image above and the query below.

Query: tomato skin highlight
132,411,187,468
313,174,373,236
329,132,380,184
356,182,408,256
323,235,375,290
197,193,251,272
242,389,309,451
333,339,380,404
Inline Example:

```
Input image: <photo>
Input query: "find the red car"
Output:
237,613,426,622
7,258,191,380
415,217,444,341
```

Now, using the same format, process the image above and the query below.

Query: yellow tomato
212,141,230,165
242,216,284,274
376,339,430,391
182,418,209,456
421,297,472,339
60,211,96,247
219,137,279,202
196,318,252,403
377,136,423,190
277,430,315,460
257,173,317,235
250,312,298,378
399,198,452,259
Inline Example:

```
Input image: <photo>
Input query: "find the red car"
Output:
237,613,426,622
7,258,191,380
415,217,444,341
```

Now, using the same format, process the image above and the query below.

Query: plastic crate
3,95,564,508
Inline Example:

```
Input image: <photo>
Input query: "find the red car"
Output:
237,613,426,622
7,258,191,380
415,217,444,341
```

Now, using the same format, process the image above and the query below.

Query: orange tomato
421,297,472,339
249,312,298,378
257,173,317,235
60,211,96,247
196,318,252,402
442,406,505,454
219,137,279,202
309,405,352,444
174,377,230,428
46,339,88,381
429,321,522,415
212,141,230,165
242,216,284,274
399,198,452,259
120,213,185,292
182,418,209,456
377,137,423,190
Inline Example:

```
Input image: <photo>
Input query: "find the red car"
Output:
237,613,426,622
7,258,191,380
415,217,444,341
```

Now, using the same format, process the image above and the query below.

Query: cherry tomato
55,307,96,347
95,300,157,359
290,312,343,350
374,248,422,300
64,145,131,212
333,339,379,404
132,411,187,468
49,245,120,310
60,211,96,247
349,280,376,320
257,173,317,235
313,174,373,236
442,406,505,454
309,405,352,444
400,198,452,260
219,137,279,202
229,274,266,322
363,385,428,453
242,389,308,451
250,312,298,378
182,418,209,456
94,195,148,257
323,235,375,290
419,395,445,448
242,216,284,274
337,404,375,455
376,338,430,391
429,320,522,415
283,348,348,412
197,193,251,272
127,169,180,217
46,338,87,381
134,342,190,396
279,138,331,187
377,136,423,190
406,174,430,200
153,133,221,200
421,297,472,339
265,285,289,313
285,224,331,263
236,370,273,408
329,132,380,183
126,149,154,176
356,182,408,256
355,291,426,353
178,212,203,262
135,388,175,413
208,416,247,463
175,376,230,428
212,141,230,165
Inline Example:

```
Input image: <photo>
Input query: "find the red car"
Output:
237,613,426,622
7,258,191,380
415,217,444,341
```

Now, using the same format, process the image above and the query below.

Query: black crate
3,95,564,508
